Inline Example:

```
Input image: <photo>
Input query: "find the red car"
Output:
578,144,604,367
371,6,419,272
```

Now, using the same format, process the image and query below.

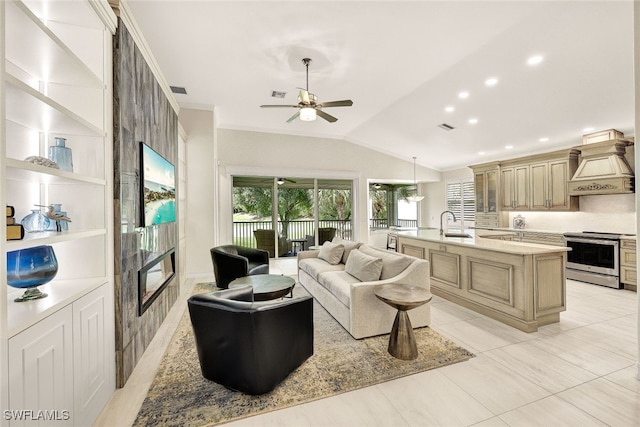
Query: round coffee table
229,274,295,301
375,284,432,360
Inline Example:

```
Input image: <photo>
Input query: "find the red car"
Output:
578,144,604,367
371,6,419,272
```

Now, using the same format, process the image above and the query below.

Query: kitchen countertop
397,228,570,255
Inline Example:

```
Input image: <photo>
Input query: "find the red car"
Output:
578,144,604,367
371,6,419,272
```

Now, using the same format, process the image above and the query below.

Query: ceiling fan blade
299,88,310,105
316,109,338,123
261,104,298,108
286,111,300,123
317,100,353,108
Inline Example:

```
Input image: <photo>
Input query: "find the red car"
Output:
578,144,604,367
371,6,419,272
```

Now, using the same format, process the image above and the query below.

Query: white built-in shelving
1,0,117,425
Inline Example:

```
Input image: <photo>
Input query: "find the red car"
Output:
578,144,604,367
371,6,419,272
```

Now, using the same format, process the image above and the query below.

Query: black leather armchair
188,285,314,395
210,245,269,289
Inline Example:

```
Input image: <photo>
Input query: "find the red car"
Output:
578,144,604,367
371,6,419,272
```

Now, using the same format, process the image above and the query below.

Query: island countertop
396,228,570,255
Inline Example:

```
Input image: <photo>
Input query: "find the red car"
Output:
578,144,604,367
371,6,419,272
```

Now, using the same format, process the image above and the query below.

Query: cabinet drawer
620,248,636,267
520,232,565,247
401,244,425,259
620,239,636,250
621,266,637,285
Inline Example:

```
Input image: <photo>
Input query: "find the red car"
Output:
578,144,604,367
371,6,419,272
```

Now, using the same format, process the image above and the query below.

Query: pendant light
406,157,424,202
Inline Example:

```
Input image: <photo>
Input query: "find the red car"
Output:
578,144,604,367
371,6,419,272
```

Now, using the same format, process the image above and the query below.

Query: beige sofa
297,239,431,339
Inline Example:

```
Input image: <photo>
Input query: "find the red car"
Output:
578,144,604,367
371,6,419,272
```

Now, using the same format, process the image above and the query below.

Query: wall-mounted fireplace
138,248,176,315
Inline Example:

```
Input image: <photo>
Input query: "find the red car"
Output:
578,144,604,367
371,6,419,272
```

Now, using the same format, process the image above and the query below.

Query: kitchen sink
444,232,472,238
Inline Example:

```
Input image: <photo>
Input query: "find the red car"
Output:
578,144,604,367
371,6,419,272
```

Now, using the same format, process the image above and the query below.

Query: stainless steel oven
564,232,621,289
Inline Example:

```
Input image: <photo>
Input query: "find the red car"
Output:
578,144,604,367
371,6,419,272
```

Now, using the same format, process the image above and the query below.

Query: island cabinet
1,1,117,425
397,231,568,332
620,238,637,291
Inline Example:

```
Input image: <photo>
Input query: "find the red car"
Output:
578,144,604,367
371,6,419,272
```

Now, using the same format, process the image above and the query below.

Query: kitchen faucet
440,210,457,236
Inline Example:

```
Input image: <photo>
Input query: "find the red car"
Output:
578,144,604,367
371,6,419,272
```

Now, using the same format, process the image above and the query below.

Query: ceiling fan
260,58,353,123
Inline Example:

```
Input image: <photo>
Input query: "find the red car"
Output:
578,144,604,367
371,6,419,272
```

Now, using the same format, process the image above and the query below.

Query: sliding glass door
232,176,354,257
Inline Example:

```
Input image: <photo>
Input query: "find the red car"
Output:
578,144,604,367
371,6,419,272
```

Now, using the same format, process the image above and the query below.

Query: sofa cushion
318,241,344,265
331,237,362,264
318,271,360,307
299,258,345,281
345,249,383,282
358,245,413,280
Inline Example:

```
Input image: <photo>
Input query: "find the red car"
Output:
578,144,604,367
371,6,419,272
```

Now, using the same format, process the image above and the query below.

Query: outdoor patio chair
253,229,291,257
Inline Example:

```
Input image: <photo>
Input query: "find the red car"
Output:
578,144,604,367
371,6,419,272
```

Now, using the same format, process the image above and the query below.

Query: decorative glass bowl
6,245,58,302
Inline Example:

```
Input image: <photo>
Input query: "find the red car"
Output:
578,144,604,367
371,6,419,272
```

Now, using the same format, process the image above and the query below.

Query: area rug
133,282,474,426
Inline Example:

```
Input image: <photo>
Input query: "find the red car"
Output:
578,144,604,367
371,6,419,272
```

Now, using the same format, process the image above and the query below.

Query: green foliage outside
233,186,352,238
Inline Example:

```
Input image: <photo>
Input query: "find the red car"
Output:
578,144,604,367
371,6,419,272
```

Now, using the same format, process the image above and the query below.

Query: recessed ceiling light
458,91,469,99
478,151,486,155
505,145,514,149
539,137,549,142
485,77,498,86
527,55,544,66
468,118,478,125
445,106,455,112
583,127,595,132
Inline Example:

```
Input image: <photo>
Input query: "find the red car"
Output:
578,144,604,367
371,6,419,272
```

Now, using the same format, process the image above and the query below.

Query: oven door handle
565,237,619,246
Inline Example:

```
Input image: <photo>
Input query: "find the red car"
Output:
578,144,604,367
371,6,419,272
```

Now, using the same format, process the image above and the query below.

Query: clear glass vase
21,209,50,233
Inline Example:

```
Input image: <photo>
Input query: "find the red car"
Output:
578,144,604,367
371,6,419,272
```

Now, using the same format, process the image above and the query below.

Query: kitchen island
396,229,569,332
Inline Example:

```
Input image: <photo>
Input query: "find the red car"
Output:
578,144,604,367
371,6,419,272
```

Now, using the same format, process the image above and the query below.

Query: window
446,179,475,229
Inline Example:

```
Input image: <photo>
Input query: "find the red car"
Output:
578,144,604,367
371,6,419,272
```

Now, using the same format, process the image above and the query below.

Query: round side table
229,274,295,301
374,284,432,360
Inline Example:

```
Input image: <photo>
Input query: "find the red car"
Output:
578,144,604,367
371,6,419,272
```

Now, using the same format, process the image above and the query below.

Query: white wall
216,128,441,246
179,108,217,276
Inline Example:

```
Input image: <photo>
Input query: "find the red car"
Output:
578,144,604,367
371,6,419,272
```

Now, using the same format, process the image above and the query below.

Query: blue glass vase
21,209,50,233
6,245,58,302
48,137,73,172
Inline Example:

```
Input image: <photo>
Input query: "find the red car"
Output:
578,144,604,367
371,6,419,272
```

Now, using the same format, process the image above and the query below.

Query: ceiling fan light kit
300,107,316,121
260,57,353,123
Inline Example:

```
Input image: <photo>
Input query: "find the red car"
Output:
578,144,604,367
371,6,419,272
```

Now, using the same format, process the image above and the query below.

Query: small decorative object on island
6,245,58,302
21,207,50,232
41,204,71,232
513,214,526,229
48,137,73,172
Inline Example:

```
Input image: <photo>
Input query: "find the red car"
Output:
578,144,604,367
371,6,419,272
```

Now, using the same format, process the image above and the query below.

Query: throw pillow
345,249,383,282
358,244,413,280
331,237,362,264
318,241,345,265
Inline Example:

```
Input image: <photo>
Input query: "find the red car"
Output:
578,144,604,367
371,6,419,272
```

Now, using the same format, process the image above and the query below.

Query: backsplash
508,194,636,234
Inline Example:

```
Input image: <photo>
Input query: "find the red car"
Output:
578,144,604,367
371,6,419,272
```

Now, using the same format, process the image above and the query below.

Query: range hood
567,138,634,196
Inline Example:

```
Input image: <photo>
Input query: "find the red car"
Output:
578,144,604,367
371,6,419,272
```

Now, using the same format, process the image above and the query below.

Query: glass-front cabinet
472,162,504,228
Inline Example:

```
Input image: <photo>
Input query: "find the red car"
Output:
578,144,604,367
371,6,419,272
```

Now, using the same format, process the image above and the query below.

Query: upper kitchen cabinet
529,150,580,211
472,162,508,227
1,0,117,424
500,163,529,211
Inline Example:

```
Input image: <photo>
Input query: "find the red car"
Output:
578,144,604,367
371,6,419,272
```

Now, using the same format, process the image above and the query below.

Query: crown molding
91,0,117,34
109,0,180,115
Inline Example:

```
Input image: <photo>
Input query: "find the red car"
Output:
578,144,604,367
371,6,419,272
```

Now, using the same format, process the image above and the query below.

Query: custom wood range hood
567,129,635,196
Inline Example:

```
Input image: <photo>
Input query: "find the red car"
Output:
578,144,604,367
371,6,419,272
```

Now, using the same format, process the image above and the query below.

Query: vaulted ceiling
126,0,634,171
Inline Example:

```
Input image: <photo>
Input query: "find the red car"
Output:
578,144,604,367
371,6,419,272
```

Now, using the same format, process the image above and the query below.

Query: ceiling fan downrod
302,58,311,93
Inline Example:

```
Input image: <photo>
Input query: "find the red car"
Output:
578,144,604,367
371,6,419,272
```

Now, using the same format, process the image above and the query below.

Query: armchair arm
210,248,250,288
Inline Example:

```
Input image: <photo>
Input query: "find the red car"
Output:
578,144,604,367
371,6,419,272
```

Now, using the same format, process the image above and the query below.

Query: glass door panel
276,177,314,256
232,176,274,253
318,179,353,241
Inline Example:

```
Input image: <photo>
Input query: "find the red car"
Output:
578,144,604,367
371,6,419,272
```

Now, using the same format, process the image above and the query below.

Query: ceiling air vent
271,90,287,99
170,86,187,95
438,123,455,131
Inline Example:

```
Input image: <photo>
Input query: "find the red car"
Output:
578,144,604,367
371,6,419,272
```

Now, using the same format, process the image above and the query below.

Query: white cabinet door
72,285,115,427
8,307,74,427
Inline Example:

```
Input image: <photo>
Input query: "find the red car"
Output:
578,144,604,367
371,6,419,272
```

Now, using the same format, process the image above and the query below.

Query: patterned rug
133,282,474,426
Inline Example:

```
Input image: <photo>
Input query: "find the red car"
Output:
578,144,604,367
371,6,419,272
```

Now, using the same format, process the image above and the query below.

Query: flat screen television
140,142,176,226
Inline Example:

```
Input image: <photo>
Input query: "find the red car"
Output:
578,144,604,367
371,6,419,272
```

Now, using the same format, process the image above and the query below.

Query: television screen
140,142,176,226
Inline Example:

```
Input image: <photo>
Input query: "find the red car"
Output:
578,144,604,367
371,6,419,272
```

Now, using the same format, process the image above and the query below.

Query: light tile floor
95,258,640,426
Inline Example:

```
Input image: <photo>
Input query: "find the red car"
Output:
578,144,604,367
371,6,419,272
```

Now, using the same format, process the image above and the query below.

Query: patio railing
369,219,418,230
233,220,352,248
